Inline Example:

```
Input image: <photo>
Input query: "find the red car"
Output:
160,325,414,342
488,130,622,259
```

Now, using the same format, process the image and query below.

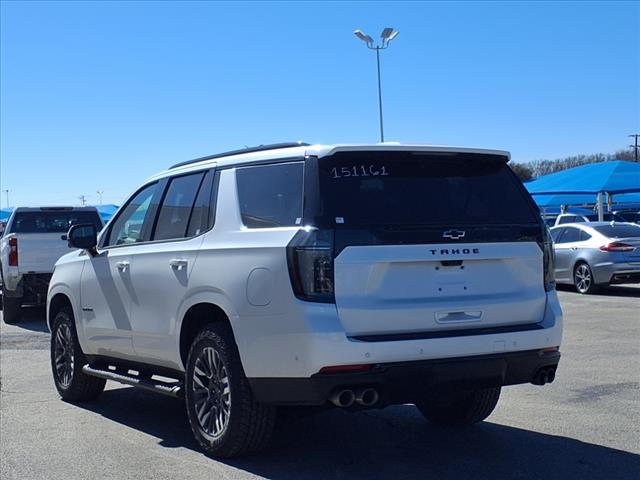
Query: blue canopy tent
1,208,13,221
96,204,119,222
525,161,640,216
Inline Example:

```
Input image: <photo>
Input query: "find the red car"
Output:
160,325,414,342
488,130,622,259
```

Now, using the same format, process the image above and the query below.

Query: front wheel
185,323,276,457
574,262,598,294
416,386,501,426
50,307,105,401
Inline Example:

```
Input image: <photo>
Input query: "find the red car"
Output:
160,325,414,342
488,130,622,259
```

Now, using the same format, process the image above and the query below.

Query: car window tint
550,228,564,242
154,173,204,241
593,224,640,238
10,211,102,234
559,227,580,243
316,153,537,227
108,183,157,246
236,162,304,228
558,216,575,225
186,170,215,237
579,230,592,241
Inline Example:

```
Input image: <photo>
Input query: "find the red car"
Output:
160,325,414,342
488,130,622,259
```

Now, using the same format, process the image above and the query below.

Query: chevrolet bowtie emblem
442,230,466,240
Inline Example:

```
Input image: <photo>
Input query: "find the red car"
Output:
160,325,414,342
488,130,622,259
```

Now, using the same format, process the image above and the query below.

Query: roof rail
169,141,310,169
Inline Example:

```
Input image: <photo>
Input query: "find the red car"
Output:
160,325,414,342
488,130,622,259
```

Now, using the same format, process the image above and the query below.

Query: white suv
47,143,563,457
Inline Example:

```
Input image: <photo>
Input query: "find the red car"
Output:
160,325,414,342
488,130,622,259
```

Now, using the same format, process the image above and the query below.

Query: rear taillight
286,228,335,303
8,237,19,266
541,226,555,291
599,242,635,252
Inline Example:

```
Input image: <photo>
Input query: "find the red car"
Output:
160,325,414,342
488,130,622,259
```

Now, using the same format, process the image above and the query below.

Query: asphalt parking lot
1,286,639,480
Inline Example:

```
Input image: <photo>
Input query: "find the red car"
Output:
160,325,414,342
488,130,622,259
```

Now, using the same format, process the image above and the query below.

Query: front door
80,247,137,357
79,181,161,358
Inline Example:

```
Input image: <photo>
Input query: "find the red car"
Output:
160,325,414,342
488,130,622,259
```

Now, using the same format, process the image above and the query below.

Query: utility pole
354,28,400,143
3,189,9,209
96,190,104,205
629,134,639,162
78,195,87,206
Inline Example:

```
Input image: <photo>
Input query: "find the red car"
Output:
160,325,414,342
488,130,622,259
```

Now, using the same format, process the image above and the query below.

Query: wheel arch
570,257,591,285
47,287,78,332
178,301,237,369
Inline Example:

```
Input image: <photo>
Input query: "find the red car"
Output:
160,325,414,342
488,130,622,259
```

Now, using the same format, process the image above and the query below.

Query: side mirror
68,224,98,256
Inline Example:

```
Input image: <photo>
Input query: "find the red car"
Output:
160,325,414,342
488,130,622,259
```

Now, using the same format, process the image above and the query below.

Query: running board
82,364,184,398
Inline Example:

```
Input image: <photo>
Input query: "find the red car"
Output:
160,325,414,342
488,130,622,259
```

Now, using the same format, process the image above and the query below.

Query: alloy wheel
575,264,592,293
192,346,231,439
53,323,74,387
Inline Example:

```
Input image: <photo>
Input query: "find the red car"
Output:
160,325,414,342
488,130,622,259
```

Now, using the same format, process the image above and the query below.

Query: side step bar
82,364,184,398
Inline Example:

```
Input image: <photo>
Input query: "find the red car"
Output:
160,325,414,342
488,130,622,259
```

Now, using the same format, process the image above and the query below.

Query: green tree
509,162,534,182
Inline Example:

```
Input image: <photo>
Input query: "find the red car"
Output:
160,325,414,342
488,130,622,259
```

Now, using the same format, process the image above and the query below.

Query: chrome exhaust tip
355,388,379,407
330,389,356,408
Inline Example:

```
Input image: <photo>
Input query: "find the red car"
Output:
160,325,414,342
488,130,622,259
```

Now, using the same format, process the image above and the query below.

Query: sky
1,1,638,208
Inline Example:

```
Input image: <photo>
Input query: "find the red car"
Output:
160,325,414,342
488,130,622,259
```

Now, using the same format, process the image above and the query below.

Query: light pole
630,134,639,162
3,189,9,209
96,190,104,205
354,27,399,142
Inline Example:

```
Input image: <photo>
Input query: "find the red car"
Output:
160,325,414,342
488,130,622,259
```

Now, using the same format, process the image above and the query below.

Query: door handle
169,259,188,270
116,261,130,271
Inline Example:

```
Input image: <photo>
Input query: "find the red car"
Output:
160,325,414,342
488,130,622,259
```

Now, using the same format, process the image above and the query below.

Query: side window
186,170,216,237
550,228,564,243
153,172,204,241
107,183,158,246
579,230,592,241
236,162,304,228
559,227,580,243
558,215,575,225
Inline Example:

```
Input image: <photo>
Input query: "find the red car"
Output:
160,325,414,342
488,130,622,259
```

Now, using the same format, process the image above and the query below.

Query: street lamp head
381,28,394,39
354,29,374,45
381,28,399,43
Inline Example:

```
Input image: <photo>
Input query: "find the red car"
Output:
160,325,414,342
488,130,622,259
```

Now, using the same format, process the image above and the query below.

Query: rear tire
574,262,598,294
416,386,501,426
2,296,22,324
185,323,276,458
50,307,106,401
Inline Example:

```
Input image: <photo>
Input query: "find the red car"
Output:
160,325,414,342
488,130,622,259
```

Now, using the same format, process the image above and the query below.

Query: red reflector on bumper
318,364,373,374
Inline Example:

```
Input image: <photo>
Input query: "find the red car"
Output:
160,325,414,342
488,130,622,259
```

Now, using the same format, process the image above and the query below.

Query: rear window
585,213,624,222
10,211,102,234
316,152,538,226
558,227,580,243
236,162,304,228
592,224,640,238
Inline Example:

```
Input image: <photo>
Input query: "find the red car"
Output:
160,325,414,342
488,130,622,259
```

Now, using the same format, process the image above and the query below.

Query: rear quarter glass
312,151,539,228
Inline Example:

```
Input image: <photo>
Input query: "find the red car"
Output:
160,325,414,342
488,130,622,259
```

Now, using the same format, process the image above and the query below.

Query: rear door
551,226,581,282
128,169,216,367
315,151,547,337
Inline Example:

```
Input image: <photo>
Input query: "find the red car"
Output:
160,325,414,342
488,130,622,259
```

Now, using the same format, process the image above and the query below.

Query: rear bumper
249,348,561,405
236,291,563,379
2,273,51,303
592,262,640,285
